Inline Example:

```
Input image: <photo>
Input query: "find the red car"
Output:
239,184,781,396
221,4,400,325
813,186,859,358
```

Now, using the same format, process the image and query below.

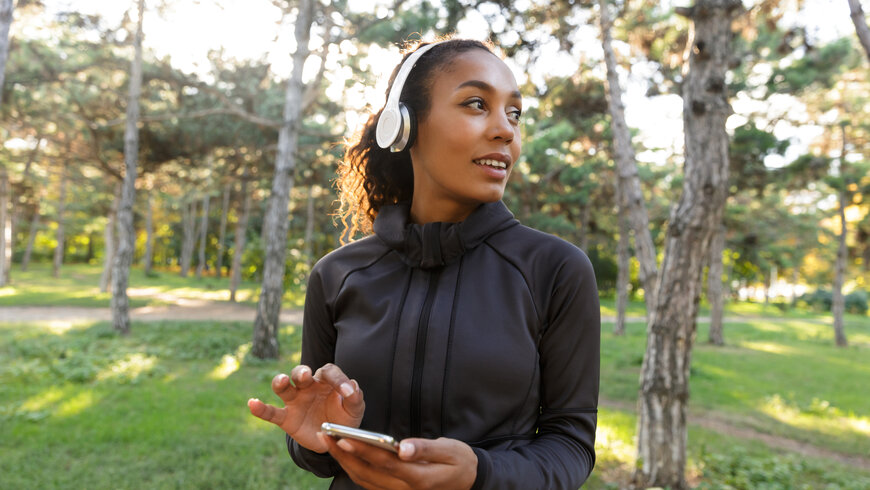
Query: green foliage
798,289,869,315
766,38,862,95
696,447,870,490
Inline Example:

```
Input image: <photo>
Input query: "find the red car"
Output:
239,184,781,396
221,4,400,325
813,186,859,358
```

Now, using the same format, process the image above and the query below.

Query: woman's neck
409,197,479,224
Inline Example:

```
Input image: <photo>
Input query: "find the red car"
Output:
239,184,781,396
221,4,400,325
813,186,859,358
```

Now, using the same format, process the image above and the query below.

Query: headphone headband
376,42,442,151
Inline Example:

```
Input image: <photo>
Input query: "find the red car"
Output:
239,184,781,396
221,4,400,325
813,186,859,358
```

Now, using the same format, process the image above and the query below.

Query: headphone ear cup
403,104,417,151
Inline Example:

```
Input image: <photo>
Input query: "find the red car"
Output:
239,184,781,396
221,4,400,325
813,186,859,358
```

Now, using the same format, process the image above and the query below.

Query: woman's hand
247,363,365,453
319,433,478,490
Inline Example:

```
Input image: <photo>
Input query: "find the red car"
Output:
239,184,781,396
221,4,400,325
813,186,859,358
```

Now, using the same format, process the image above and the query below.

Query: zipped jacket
288,201,600,489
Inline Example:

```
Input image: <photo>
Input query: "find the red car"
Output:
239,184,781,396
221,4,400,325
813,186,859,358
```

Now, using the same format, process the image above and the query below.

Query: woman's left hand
318,432,478,490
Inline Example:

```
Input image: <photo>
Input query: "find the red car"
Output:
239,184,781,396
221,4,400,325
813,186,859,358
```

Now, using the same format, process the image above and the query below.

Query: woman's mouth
473,158,507,169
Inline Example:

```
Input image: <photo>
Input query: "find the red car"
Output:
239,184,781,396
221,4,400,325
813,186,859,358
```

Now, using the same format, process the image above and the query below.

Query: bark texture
0,165,9,285
0,0,13,107
831,127,849,347
143,190,154,275
615,206,629,336
707,223,725,345
195,194,210,279
111,0,145,335
252,0,314,359
99,184,121,292
216,183,230,278
599,0,659,314
179,199,197,277
230,172,252,302
634,2,741,488
53,165,69,279
21,207,38,271
848,0,870,62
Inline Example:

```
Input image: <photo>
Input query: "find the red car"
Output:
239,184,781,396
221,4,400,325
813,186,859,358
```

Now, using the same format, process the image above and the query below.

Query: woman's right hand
247,363,365,453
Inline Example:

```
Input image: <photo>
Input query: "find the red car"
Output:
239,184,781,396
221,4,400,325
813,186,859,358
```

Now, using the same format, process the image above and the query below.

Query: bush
797,289,868,315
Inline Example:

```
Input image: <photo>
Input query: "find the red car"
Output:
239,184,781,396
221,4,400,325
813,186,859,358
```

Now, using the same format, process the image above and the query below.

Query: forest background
1,0,869,489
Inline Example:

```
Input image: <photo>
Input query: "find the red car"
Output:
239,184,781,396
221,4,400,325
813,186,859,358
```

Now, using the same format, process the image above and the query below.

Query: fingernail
340,382,354,397
278,374,289,384
400,441,414,457
337,438,354,453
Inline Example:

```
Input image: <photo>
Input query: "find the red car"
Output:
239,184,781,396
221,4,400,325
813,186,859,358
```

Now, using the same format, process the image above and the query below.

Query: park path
1,297,865,472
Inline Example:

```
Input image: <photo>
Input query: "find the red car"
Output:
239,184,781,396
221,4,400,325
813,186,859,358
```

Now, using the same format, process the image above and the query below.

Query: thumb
398,437,465,463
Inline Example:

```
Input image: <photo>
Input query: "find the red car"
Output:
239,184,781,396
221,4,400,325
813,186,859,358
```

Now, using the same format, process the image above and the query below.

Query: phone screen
321,422,400,453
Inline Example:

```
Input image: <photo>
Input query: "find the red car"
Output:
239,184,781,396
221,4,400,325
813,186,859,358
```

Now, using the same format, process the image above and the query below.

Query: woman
248,38,600,489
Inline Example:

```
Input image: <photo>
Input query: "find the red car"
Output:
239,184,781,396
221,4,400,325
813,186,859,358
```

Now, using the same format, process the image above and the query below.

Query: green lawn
2,269,869,488
0,263,305,309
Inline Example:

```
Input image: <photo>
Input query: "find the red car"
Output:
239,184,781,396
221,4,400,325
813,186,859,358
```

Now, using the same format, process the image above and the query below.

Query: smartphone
321,422,400,453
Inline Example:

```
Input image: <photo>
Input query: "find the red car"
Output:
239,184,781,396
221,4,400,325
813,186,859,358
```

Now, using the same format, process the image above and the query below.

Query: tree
0,0,13,107
251,0,315,358
634,1,742,488
848,0,870,62
598,0,659,314
111,0,145,335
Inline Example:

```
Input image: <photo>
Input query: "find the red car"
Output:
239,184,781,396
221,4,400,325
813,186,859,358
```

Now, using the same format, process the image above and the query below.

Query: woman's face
408,49,522,223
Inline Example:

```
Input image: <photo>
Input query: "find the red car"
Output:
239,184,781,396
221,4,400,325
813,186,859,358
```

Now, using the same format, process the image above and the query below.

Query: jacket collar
374,201,518,269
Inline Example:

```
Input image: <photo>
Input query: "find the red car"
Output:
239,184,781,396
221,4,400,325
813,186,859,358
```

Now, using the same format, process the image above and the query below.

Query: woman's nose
488,112,515,142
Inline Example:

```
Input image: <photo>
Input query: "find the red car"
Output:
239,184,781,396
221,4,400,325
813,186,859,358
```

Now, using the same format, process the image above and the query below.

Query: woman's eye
464,99,485,110
508,109,522,122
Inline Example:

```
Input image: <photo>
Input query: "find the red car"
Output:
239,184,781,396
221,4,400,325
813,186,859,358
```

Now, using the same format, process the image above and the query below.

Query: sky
33,0,862,166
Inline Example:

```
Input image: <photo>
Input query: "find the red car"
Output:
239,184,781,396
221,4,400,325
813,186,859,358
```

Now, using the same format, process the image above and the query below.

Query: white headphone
375,42,441,152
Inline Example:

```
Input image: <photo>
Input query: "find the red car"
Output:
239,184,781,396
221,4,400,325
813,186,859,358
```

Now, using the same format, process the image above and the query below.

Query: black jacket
288,201,600,489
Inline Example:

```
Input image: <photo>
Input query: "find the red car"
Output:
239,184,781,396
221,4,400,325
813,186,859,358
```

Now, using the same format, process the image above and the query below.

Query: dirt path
0,301,303,324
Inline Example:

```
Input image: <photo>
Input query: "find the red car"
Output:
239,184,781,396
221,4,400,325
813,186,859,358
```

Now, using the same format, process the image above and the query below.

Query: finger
289,365,315,389
321,433,407,490
271,373,298,404
313,363,355,398
247,398,286,426
398,437,465,463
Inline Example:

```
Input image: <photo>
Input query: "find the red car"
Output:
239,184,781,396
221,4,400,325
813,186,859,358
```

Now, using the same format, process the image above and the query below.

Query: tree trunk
195,193,210,279
0,165,8,286
832,126,849,347
15,136,41,272
615,204,629,336
0,0,14,107
143,189,154,275
252,0,314,359
230,171,252,302
708,223,725,345
599,0,659,314
179,199,197,277
216,182,230,278
21,208,38,271
111,0,145,335
848,0,870,62
53,164,69,279
100,183,121,292
303,185,316,272
634,2,741,488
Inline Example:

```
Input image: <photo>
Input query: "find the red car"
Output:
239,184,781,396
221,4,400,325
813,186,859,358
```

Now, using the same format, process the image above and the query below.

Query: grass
0,263,306,309
2,267,869,488
0,320,326,489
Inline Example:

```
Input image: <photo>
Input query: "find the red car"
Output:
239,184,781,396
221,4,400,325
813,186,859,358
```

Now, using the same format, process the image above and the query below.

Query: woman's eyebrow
456,79,522,100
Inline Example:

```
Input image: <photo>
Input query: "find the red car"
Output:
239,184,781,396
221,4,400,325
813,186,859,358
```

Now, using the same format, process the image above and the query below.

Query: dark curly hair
336,37,495,239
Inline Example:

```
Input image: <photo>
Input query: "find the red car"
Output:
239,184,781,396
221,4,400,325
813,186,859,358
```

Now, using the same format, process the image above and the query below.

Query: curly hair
335,38,495,239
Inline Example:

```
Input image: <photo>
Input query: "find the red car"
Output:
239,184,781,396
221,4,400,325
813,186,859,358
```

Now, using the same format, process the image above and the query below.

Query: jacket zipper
410,268,441,437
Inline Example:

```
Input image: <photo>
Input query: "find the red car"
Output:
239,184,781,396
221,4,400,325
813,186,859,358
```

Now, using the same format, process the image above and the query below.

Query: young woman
248,38,600,489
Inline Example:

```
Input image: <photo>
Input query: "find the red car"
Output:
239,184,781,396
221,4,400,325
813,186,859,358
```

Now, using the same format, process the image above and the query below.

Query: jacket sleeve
471,248,600,490
286,263,344,478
